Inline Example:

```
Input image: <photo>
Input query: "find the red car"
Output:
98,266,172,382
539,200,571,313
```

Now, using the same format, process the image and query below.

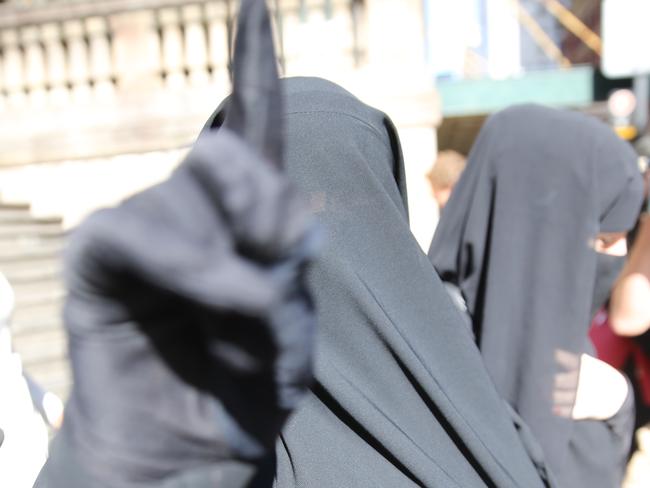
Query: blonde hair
427,150,467,190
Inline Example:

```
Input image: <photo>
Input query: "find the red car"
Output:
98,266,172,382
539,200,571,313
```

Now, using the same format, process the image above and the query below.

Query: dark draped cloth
256,78,553,488
36,1,320,486
429,105,643,487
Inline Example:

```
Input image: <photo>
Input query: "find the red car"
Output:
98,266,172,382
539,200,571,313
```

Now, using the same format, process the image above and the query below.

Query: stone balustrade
0,0,362,114
0,0,441,249
0,0,363,166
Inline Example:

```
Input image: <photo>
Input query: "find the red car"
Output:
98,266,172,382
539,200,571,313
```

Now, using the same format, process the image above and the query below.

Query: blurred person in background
0,271,52,488
597,161,650,488
427,150,467,212
610,166,650,338
429,104,644,488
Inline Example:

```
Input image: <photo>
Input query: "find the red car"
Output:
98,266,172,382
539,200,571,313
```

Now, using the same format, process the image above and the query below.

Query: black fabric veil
429,104,643,486
36,1,318,487
251,78,551,487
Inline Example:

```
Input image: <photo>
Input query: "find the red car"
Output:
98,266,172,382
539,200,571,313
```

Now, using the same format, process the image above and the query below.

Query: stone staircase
0,202,70,401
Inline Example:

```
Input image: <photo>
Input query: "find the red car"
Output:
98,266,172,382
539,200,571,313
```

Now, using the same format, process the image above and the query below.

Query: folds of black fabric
36,129,318,488
429,105,644,487
272,77,551,488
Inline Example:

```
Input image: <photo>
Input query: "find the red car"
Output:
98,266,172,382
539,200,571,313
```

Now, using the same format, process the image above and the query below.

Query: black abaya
429,104,644,487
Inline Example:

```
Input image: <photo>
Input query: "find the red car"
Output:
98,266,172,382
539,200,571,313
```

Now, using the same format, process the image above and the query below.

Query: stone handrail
0,0,363,165
1,0,233,107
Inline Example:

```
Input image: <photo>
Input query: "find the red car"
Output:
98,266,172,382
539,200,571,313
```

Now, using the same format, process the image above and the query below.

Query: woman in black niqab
429,105,644,487
242,78,553,487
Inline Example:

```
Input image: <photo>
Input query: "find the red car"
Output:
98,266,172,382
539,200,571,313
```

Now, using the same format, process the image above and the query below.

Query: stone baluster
158,7,186,90
365,0,426,70
41,22,69,107
63,19,92,104
280,1,302,75
299,0,308,22
204,1,229,87
324,0,333,19
304,3,331,72
0,53,4,111
110,10,162,92
350,0,365,67
285,0,339,76
1,28,27,108
86,16,115,99
327,1,354,72
268,0,286,74
225,0,235,71
182,4,209,86
21,26,47,107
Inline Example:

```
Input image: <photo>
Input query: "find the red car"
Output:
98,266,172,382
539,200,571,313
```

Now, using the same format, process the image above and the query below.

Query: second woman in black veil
429,105,644,487
254,77,552,487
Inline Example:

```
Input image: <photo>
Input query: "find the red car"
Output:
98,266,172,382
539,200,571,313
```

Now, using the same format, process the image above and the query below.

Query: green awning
437,66,595,116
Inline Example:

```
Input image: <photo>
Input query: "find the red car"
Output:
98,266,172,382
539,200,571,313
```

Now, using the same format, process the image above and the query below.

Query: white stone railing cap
0,0,214,29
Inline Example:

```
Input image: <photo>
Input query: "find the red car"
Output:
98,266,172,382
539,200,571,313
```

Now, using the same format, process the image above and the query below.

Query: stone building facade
0,0,440,398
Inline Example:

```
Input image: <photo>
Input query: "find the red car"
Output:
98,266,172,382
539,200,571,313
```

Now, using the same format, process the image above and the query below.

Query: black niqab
429,104,643,487
271,78,551,488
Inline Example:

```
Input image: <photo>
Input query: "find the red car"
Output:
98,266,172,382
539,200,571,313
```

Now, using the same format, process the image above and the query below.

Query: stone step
0,235,65,256
0,241,64,263
12,327,68,367
14,328,71,401
25,359,71,402
13,285,65,310
0,235,64,249
12,317,63,337
0,202,30,212
2,254,65,332
26,361,70,386
0,209,61,225
0,202,72,399
0,235,64,251
1,261,61,284
0,201,63,225
10,271,63,296
12,301,63,331
0,208,32,222
0,222,64,237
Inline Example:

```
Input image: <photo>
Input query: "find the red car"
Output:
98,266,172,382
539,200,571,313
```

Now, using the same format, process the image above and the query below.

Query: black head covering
429,104,643,486
270,78,550,488
36,1,319,487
